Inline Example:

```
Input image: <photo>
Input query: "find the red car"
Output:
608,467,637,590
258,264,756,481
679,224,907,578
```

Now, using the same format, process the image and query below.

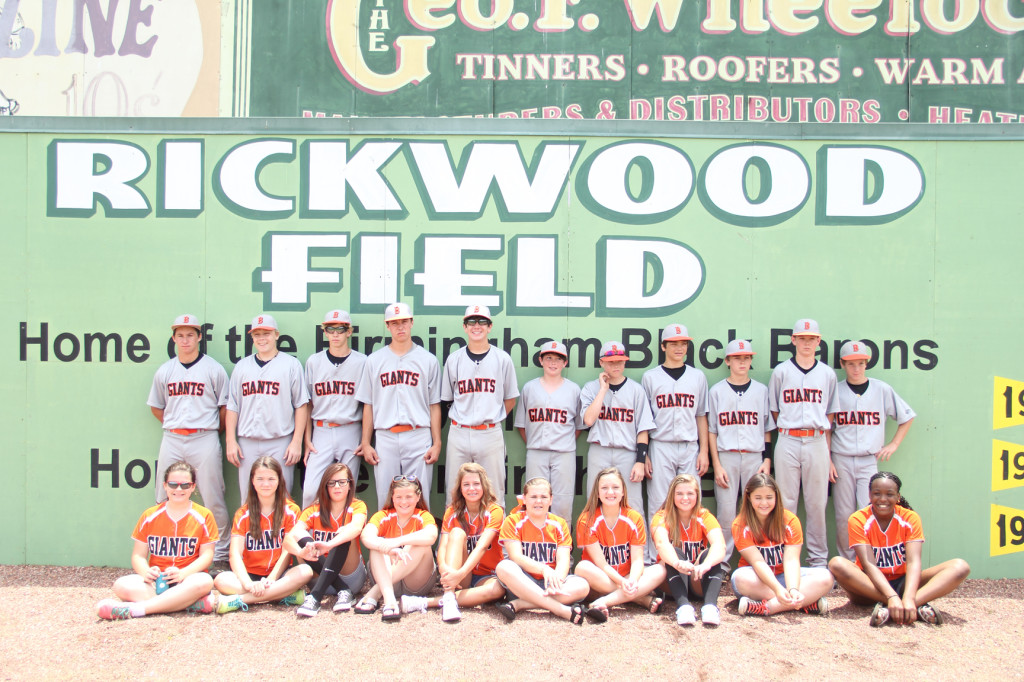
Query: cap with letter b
384,302,413,322
171,314,201,331
539,340,568,359
792,318,821,337
599,340,628,360
463,304,492,321
323,309,352,326
840,341,871,361
249,314,278,333
661,323,692,342
725,339,755,357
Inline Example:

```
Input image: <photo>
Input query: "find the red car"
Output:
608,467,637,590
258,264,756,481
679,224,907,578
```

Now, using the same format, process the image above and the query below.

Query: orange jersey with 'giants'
131,501,219,571
441,503,504,576
367,508,437,539
231,500,301,577
651,507,721,564
499,511,572,579
848,505,924,579
732,510,803,575
576,506,647,577
298,499,368,556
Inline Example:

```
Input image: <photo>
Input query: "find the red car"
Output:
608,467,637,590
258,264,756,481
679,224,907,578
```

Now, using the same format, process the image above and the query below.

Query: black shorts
888,575,907,597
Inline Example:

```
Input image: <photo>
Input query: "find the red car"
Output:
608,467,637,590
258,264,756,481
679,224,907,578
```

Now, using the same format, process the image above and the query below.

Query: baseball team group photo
95,304,970,631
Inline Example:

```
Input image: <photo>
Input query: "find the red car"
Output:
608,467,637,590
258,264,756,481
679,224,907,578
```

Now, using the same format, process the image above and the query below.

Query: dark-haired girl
285,462,368,617
213,457,307,613
730,473,832,617
828,471,970,626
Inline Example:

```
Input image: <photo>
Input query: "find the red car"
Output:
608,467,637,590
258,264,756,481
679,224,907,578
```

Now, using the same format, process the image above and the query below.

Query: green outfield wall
1,118,1022,577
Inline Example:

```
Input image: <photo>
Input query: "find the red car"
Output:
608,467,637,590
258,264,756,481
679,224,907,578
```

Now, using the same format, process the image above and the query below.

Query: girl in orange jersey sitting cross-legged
574,467,665,622
494,477,590,624
95,461,218,620
829,471,970,626
213,457,309,613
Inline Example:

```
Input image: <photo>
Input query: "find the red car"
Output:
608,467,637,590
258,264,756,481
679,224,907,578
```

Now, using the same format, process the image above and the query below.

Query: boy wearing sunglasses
441,305,520,508
302,309,367,508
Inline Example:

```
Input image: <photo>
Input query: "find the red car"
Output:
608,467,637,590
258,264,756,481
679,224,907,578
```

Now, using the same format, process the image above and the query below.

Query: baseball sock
701,566,725,606
129,603,146,618
665,566,692,604
311,542,351,602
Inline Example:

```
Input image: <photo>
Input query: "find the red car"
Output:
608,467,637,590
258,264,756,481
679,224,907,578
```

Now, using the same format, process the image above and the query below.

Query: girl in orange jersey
828,471,970,626
95,461,218,620
213,457,308,613
574,467,666,622
730,473,833,617
651,473,727,626
494,478,590,624
401,463,505,622
358,475,439,622
285,463,368,617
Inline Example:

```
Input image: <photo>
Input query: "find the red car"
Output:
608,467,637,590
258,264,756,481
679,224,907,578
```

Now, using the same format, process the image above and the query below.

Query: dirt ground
1,565,1021,681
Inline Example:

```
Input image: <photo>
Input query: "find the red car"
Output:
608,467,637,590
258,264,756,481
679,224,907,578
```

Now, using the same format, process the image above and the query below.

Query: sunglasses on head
326,479,351,488
393,475,419,483
166,481,195,490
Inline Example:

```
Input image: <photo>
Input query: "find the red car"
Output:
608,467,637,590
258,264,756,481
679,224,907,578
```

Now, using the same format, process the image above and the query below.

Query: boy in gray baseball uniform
514,340,583,521
355,302,442,510
580,341,656,512
708,339,775,563
441,304,519,507
148,314,230,564
641,323,709,560
225,314,310,498
768,318,839,567
832,340,915,560
303,309,366,508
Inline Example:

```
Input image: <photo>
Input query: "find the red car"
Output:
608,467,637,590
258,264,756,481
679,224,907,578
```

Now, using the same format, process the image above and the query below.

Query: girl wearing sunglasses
358,475,438,621
284,463,368,616
96,461,218,620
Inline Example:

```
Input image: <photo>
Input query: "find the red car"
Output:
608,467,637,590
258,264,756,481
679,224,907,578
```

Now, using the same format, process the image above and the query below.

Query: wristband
763,438,775,463
635,442,650,464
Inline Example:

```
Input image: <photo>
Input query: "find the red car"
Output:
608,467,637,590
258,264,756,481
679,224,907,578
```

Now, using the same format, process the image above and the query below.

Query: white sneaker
441,593,461,623
333,590,353,612
700,604,721,626
676,603,696,626
296,595,320,617
401,594,428,614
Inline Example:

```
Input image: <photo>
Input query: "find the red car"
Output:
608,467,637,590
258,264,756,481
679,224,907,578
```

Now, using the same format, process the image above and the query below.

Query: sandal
496,600,517,623
649,596,665,614
569,603,586,625
381,603,401,622
353,596,379,615
585,603,608,623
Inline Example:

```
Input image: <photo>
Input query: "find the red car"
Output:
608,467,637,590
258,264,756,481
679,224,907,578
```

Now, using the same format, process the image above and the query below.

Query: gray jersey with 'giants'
768,359,839,430
580,378,656,449
148,354,229,431
441,347,520,425
355,345,441,429
227,353,310,439
305,349,366,424
514,378,584,452
707,378,775,452
831,379,915,455
641,365,709,442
